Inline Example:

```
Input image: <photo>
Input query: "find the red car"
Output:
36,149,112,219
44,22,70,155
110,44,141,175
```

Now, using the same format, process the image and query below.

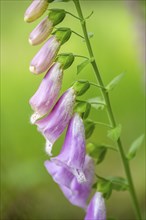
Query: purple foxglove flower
30,36,60,74
29,16,53,46
52,113,86,183
24,0,49,23
35,87,76,155
85,192,106,220
45,155,94,209
29,62,63,124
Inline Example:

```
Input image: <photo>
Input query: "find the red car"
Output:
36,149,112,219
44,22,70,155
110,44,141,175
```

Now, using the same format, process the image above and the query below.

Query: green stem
73,1,142,219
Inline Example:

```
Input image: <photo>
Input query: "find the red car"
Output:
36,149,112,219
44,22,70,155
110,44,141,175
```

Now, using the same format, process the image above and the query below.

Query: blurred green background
1,0,145,219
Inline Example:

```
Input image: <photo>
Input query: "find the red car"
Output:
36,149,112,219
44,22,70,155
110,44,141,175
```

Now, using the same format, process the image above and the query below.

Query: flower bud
55,53,74,70
85,192,106,220
30,36,60,74
29,62,63,123
52,113,86,183
45,155,94,209
24,0,49,23
48,9,66,26
29,16,53,46
54,28,72,45
35,88,76,155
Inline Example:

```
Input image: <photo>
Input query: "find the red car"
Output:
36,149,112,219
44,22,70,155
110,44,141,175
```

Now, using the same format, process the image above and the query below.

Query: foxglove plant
24,0,144,219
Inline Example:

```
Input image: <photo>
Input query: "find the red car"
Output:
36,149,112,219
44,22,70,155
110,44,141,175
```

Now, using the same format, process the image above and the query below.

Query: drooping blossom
24,0,49,23
85,192,106,220
30,36,60,74
35,87,76,155
52,113,86,183
29,62,63,123
45,155,94,209
29,16,53,46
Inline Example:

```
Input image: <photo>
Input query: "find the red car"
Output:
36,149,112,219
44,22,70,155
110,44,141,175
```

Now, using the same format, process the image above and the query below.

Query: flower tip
24,15,29,23
45,140,53,156
28,38,33,45
29,65,36,74
30,112,41,124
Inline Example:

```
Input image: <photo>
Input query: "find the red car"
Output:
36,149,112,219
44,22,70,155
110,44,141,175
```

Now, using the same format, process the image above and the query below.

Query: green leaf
84,120,95,139
107,176,129,191
87,97,105,110
74,102,91,119
87,143,107,164
77,58,94,75
126,134,144,160
106,73,124,92
85,11,94,19
107,124,122,142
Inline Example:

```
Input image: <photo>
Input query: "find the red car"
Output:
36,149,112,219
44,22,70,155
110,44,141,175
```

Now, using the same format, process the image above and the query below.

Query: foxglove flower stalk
85,192,106,220
30,36,60,74
29,16,53,46
35,87,76,155
24,0,49,23
52,113,86,183
29,62,63,123
45,155,94,209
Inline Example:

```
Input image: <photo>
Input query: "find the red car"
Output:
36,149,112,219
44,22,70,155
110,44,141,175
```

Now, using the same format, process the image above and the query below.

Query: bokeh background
1,0,145,219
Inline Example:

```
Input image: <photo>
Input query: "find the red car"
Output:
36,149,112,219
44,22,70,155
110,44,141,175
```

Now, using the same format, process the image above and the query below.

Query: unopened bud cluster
24,1,106,219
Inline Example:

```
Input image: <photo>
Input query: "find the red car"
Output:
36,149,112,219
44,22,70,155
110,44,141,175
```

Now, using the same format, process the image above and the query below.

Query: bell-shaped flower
29,62,63,123
45,155,94,209
84,192,106,220
24,0,49,23
29,16,53,46
52,113,86,183
30,36,60,74
35,87,76,155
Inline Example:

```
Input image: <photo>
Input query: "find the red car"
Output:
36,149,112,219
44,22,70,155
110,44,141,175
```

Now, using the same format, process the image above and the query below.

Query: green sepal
55,53,74,70
84,120,95,139
72,81,90,96
107,124,122,142
126,134,144,160
53,28,71,45
48,9,66,26
87,143,107,164
97,179,112,199
74,102,91,119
